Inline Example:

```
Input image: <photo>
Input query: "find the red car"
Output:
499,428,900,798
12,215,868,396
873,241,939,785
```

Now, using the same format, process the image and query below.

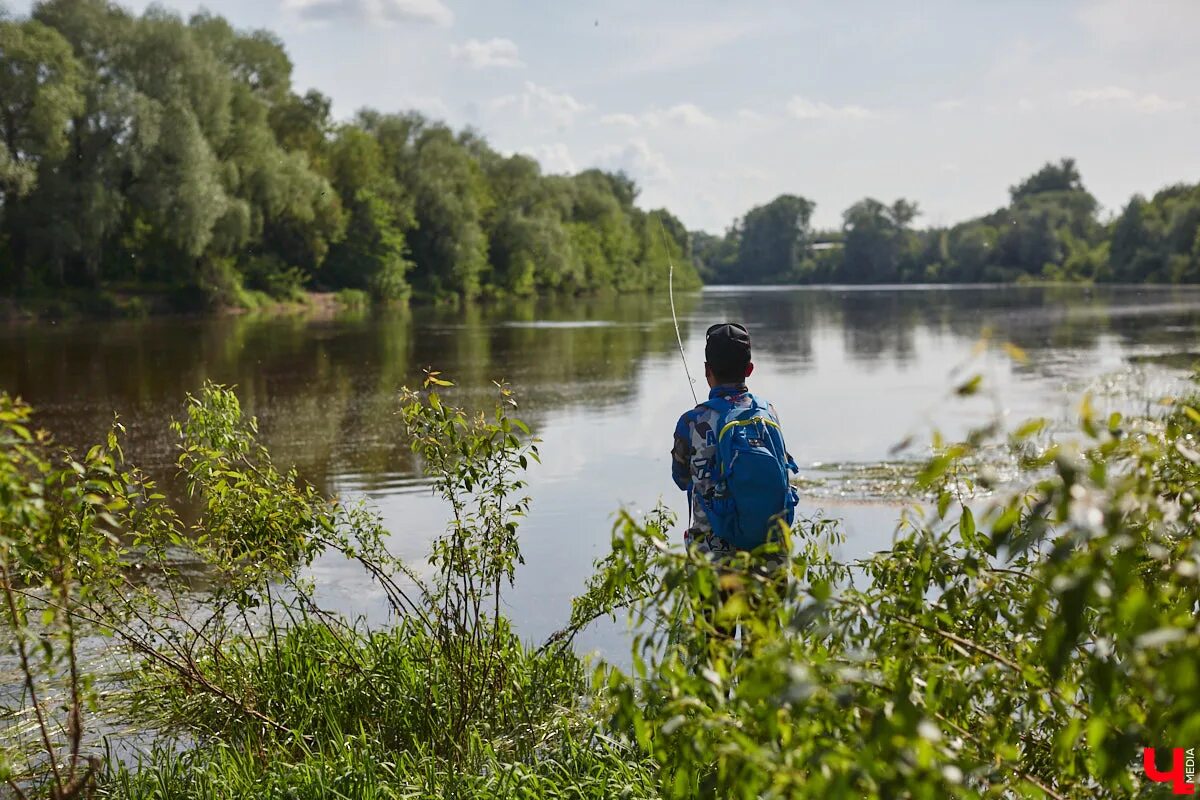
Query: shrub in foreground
3,370,1199,798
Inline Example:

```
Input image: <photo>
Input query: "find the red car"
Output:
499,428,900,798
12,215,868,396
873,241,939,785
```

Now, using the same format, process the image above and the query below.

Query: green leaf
959,505,976,546
955,374,983,397
1013,418,1047,439
992,506,1020,536
1002,342,1028,363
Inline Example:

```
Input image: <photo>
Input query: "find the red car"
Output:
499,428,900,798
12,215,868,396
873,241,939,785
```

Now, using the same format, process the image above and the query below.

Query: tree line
4,0,1194,313
0,0,696,312
693,159,1200,285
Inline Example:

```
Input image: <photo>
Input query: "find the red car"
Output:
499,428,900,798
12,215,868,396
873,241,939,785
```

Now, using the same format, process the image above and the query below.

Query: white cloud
735,109,769,125
397,95,450,119
450,38,523,69
600,113,641,128
1069,86,1184,114
599,103,716,129
284,0,453,26
520,143,576,175
712,165,769,182
1077,0,1200,52
935,99,966,112
489,81,589,128
593,138,671,184
651,103,716,128
787,96,873,120
617,17,763,76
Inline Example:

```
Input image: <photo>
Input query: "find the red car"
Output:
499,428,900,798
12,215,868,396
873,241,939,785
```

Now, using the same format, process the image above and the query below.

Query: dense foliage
0,1,696,312
3,361,1200,798
4,0,1195,307
695,159,1200,285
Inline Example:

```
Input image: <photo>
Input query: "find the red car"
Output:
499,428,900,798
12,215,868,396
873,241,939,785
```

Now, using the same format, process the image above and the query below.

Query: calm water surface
4,285,1200,652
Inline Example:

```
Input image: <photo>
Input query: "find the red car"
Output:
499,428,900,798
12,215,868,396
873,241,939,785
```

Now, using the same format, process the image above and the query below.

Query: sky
9,0,1200,232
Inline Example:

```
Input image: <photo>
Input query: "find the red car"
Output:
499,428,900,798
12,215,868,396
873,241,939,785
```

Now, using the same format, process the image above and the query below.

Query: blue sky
10,0,1200,231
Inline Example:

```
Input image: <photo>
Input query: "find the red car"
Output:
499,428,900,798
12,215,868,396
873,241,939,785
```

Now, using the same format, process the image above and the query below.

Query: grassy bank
0,288,364,324
104,620,650,800
3,367,1200,798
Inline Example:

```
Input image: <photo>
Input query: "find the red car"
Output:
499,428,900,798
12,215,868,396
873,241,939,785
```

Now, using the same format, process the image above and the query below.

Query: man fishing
670,322,799,567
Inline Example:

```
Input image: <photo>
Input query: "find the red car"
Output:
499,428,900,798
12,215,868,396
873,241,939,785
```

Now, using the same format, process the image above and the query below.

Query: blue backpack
698,393,799,551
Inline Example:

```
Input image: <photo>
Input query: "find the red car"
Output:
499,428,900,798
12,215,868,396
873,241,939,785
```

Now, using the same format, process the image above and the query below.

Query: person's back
670,322,797,560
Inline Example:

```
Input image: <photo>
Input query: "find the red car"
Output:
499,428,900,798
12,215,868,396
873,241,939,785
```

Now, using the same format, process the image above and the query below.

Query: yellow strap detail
718,417,780,441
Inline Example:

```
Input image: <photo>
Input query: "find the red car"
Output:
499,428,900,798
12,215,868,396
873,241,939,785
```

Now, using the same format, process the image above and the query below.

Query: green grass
335,288,370,310
103,730,656,800
102,619,653,799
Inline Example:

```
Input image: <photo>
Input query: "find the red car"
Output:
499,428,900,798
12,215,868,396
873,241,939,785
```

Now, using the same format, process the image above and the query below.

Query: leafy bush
574,380,1200,798
5,370,1200,798
335,287,370,310
241,254,309,302
368,258,411,303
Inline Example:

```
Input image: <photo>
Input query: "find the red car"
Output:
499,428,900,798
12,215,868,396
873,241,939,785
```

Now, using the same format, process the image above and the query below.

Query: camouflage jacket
670,384,784,558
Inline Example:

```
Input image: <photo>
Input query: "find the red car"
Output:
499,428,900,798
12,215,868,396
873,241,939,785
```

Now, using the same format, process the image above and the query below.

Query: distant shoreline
8,280,1200,328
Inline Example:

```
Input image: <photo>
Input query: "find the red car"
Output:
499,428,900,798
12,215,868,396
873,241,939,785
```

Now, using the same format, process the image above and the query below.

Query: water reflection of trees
716,286,1200,367
4,285,1199,501
697,290,818,370
0,291,700,498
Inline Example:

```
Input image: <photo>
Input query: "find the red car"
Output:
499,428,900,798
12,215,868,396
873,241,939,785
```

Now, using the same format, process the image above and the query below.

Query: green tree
0,18,81,198
27,0,138,287
942,223,997,282
1109,196,1158,282
636,207,696,291
483,154,572,295
1009,157,1085,201
730,194,816,284
0,17,83,285
841,198,920,283
566,170,640,290
406,126,492,298
690,229,737,283
321,125,413,301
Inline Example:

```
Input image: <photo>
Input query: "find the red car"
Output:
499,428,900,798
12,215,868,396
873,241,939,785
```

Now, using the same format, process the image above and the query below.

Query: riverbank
0,282,694,326
4,373,1199,799
0,288,358,326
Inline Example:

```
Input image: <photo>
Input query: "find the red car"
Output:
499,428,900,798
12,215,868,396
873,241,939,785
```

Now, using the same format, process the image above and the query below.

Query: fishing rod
659,217,699,405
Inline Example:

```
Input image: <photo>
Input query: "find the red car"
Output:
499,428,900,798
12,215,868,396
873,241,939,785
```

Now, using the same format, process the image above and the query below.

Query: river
4,284,1199,654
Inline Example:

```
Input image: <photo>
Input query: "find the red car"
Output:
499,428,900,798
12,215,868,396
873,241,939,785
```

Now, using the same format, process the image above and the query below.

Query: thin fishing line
659,217,699,405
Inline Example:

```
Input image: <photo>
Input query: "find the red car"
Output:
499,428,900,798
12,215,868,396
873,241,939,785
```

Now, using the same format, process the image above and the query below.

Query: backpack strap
743,393,800,475
698,395,732,414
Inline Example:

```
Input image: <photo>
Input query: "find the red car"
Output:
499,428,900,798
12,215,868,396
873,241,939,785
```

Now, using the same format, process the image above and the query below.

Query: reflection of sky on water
4,286,1200,653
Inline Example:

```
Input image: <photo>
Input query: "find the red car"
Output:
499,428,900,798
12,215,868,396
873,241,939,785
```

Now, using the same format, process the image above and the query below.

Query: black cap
705,322,752,375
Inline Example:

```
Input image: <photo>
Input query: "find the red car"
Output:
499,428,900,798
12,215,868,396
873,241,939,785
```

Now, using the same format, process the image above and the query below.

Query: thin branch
933,712,1066,800
893,614,1089,715
1,559,64,791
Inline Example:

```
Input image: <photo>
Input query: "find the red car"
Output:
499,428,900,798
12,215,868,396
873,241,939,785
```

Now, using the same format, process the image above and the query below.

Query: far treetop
2,1,1197,318
694,158,1200,286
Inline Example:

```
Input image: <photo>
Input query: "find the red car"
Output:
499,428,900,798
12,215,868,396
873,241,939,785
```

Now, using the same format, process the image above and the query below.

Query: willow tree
0,16,83,285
